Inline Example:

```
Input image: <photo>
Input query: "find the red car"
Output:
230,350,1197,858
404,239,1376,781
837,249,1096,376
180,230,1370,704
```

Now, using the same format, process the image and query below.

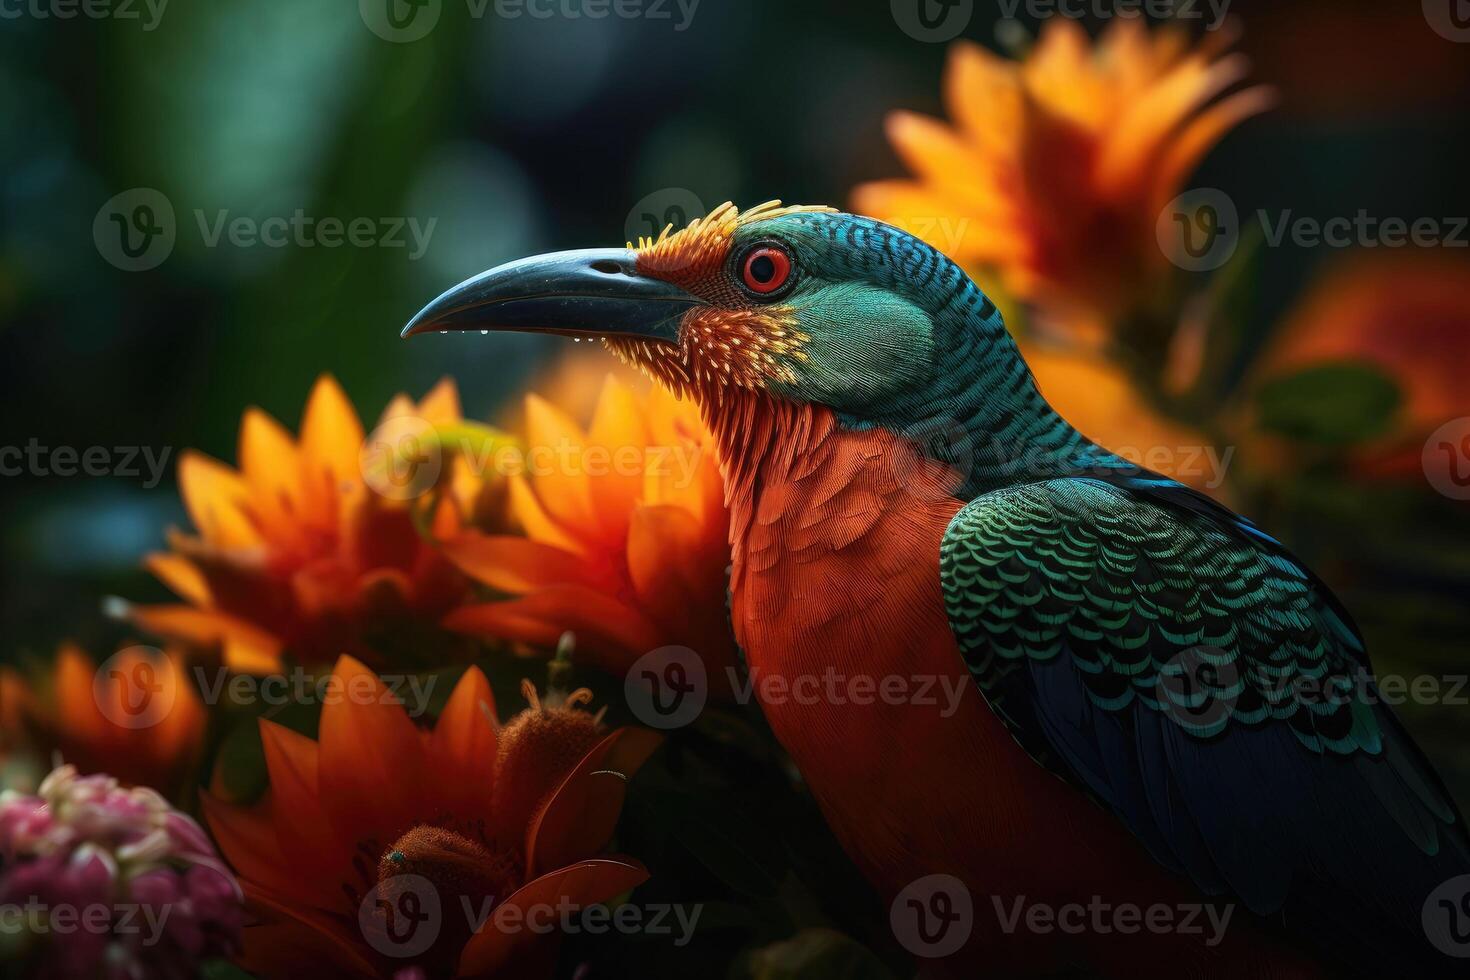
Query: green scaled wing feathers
939,476,1469,972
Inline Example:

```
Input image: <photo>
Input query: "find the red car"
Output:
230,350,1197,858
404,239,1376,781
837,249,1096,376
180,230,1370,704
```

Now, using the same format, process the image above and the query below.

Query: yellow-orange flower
126,375,490,674
202,656,659,978
441,373,740,683
0,644,205,797
852,20,1273,334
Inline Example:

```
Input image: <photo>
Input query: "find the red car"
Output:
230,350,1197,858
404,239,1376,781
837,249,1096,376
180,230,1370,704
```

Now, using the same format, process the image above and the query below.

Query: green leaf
1255,360,1402,447
209,715,271,805
742,928,894,980
200,960,257,980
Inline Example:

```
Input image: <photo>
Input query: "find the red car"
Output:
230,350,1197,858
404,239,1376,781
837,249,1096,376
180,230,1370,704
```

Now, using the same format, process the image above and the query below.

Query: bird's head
403,202,1036,457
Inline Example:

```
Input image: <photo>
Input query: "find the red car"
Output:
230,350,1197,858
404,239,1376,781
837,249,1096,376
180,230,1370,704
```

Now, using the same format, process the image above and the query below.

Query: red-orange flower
853,19,1273,336
441,373,739,682
126,376,488,674
202,656,660,978
0,644,205,797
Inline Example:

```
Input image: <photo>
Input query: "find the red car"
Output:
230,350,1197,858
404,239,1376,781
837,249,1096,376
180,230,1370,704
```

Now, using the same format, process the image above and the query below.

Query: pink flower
0,765,243,979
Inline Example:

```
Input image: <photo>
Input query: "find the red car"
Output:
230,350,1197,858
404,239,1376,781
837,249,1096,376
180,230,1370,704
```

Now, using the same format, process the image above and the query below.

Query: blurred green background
2,0,1468,781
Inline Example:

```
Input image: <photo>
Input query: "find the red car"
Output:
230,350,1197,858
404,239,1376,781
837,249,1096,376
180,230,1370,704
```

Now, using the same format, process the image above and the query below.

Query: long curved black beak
401,248,701,343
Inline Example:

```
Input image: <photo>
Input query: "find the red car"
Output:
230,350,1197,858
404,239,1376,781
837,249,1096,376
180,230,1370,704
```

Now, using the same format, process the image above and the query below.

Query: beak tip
400,311,434,339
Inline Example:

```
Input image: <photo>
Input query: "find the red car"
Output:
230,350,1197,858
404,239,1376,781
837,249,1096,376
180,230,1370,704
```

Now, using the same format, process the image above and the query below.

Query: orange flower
0,644,205,797
125,375,492,674
1251,252,1470,477
441,373,740,683
852,19,1273,335
202,656,659,978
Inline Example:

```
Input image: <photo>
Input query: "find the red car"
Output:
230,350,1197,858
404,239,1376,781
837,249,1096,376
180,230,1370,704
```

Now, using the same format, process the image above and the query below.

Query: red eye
740,246,792,294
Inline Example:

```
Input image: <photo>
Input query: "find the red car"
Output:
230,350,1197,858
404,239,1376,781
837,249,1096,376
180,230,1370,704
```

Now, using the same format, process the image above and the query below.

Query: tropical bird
403,202,1470,977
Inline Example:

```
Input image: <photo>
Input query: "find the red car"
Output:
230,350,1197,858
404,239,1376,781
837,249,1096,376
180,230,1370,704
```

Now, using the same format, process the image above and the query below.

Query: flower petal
241,882,383,977
584,375,649,545
507,474,586,556
456,859,649,978
240,407,304,538
428,667,497,821
522,394,597,537
257,721,353,911
199,793,299,898
299,374,365,525
146,553,211,605
316,656,427,847
444,590,661,663
440,533,604,595
178,451,260,549
526,728,659,876
415,377,463,426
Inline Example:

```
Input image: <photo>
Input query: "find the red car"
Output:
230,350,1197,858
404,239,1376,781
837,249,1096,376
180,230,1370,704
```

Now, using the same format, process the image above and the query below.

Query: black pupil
749,254,776,283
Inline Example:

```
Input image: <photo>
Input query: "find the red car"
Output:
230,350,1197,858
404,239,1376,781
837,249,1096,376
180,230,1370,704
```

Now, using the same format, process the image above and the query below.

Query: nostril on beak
590,259,626,275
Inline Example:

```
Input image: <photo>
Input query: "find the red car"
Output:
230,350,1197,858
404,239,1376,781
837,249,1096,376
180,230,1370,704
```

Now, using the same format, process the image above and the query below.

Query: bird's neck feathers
689,336,1114,512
